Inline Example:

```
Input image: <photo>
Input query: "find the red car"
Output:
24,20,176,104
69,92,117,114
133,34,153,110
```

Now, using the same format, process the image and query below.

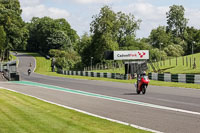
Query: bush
150,48,167,61
164,44,184,57
49,49,81,70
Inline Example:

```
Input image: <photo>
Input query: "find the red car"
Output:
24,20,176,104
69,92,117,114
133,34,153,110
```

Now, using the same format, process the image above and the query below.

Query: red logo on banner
138,52,146,58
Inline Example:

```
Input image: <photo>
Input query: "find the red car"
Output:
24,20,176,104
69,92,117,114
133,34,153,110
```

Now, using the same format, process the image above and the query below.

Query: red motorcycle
136,75,150,94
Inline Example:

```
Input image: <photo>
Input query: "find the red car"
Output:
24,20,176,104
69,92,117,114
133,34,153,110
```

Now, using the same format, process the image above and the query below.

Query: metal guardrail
0,63,3,72
57,69,130,80
1,61,20,81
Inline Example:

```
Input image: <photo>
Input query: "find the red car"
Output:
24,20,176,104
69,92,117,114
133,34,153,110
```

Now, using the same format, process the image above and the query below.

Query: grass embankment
148,53,200,74
0,89,149,133
26,52,200,89
94,53,200,74
10,54,17,61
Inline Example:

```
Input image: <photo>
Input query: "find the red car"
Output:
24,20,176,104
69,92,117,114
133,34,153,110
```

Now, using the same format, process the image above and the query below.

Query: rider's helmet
142,71,146,76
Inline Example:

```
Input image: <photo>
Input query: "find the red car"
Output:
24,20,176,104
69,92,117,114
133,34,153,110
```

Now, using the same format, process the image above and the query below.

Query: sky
19,0,200,38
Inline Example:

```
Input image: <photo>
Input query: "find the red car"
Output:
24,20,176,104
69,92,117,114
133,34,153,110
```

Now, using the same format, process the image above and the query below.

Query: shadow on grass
156,66,176,73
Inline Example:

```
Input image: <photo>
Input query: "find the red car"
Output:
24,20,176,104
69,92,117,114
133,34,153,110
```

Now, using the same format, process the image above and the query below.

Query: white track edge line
13,81,200,116
0,87,163,133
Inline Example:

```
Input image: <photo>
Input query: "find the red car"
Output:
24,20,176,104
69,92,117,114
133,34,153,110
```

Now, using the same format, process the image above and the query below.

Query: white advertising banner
114,50,149,60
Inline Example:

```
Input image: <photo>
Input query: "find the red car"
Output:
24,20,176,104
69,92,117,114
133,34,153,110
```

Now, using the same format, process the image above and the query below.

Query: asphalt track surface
1,53,200,133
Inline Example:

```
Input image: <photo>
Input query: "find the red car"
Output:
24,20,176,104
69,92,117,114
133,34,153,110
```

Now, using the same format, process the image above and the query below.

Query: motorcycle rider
28,68,31,76
137,71,146,88
29,62,32,67
141,71,146,77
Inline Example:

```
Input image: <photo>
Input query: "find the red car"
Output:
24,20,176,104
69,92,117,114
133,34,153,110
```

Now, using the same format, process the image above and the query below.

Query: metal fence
1,61,20,81
57,69,130,80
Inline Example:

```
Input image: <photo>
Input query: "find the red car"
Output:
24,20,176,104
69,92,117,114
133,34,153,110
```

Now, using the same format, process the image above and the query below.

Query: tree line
0,0,200,70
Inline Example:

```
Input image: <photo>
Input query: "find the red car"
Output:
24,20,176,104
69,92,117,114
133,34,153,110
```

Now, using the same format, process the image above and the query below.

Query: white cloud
20,0,41,7
186,8,200,29
131,3,167,21
73,0,116,4
68,15,91,36
21,5,70,22
115,1,169,38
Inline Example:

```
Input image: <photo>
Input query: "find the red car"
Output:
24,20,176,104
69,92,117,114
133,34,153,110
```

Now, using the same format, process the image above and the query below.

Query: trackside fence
57,69,129,80
148,73,200,84
57,70,200,84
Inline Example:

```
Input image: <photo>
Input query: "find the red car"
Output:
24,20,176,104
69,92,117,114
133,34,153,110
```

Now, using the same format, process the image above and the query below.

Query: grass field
92,53,200,74
10,54,17,61
25,52,200,89
148,53,200,74
0,89,150,133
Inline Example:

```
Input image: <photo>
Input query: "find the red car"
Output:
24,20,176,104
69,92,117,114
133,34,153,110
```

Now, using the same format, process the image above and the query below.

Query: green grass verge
148,53,200,74
149,80,200,89
25,52,200,89
10,54,17,61
92,68,125,74
0,89,151,133
27,52,52,73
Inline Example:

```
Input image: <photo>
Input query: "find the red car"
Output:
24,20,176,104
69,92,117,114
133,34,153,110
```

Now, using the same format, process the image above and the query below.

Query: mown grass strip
0,89,151,133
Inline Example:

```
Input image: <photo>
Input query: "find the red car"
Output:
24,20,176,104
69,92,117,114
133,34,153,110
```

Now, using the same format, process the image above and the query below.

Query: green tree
90,6,119,64
27,17,78,54
194,30,200,53
49,49,81,70
0,0,29,52
164,44,184,57
27,17,60,53
0,0,22,15
77,33,91,54
47,30,72,50
0,26,6,61
184,27,200,54
55,18,79,49
166,5,188,38
150,48,167,61
77,33,92,67
149,26,172,49
116,12,141,47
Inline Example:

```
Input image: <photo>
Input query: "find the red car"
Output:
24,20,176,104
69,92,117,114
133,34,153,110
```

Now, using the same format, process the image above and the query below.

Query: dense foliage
49,49,81,70
27,17,78,54
166,5,188,38
80,6,141,66
0,0,28,60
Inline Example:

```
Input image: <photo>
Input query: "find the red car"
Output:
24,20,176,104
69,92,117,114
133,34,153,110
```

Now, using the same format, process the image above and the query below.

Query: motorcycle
136,75,150,94
28,69,31,76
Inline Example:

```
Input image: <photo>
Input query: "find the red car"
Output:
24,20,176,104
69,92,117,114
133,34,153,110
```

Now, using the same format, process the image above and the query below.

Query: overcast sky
19,0,200,38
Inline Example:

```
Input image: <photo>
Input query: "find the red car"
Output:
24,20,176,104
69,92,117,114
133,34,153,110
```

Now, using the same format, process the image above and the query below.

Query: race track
1,53,200,133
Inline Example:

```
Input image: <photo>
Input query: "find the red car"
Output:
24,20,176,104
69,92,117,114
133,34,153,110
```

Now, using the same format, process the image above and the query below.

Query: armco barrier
57,69,129,80
148,73,200,84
